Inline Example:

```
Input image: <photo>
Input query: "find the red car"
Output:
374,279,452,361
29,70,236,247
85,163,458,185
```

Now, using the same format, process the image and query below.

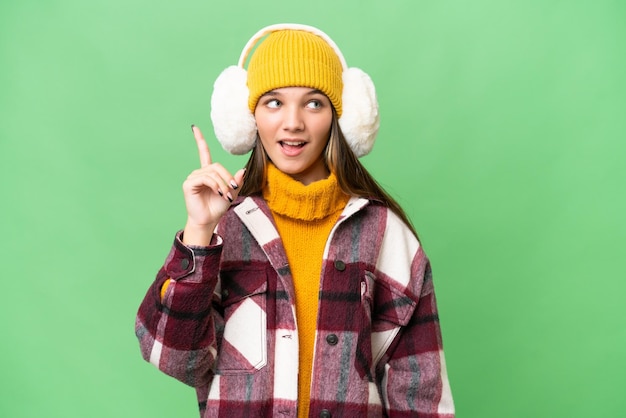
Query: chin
278,164,307,177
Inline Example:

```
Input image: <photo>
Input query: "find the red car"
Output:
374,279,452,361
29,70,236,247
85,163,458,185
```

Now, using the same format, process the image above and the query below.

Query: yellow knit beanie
246,30,344,116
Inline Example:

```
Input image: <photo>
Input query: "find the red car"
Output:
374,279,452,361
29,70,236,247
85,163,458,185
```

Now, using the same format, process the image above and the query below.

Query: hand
182,125,245,245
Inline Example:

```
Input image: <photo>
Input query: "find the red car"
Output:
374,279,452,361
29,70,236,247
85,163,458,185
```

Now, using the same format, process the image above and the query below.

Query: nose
282,105,304,132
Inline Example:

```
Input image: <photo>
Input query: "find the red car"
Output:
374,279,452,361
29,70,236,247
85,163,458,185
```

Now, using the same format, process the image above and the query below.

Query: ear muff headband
237,23,348,70
210,23,379,157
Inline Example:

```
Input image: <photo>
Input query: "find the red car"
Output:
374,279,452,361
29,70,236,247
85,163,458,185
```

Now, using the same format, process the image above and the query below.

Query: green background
1,0,624,416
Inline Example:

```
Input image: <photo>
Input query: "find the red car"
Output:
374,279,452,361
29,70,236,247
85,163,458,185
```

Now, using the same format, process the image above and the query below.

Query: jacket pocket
216,267,268,374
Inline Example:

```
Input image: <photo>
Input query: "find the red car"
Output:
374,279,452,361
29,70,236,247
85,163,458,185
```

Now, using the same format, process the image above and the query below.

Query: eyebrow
306,89,325,96
261,88,326,98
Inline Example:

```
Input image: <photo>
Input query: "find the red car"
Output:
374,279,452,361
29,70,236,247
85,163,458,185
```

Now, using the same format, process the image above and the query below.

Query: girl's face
254,87,333,185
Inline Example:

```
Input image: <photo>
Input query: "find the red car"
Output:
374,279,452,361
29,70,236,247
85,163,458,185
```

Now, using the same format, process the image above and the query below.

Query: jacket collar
233,195,369,265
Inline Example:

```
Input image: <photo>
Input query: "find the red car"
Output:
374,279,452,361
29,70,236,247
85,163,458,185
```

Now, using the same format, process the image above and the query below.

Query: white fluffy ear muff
210,23,379,157
339,67,380,157
210,65,256,155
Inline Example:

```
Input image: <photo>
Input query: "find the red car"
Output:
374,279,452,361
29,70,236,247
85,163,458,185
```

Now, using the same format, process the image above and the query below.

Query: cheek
315,115,333,139
255,120,276,152
255,108,281,126
254,117,273,140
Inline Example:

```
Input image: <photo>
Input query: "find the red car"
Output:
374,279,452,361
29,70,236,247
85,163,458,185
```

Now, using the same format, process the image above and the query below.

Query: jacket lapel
234,197,294,296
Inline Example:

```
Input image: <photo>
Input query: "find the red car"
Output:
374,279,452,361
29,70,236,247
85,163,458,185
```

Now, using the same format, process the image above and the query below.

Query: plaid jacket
136,196,454,417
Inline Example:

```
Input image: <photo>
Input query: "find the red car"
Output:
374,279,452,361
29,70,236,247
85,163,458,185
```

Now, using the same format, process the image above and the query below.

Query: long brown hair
238,111,419,238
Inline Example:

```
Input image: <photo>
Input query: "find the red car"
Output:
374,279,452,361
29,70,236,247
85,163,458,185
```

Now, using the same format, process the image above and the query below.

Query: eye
265,99,281,108
306,100,322,109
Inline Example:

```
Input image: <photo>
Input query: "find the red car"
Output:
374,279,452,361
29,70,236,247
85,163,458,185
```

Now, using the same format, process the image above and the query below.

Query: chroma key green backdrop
1,0,625,417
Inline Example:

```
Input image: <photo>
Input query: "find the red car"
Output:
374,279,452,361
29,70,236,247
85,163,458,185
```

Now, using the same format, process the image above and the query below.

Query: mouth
280,140,306,148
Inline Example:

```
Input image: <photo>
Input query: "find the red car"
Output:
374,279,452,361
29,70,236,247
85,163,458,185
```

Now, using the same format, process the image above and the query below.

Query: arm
135,232,223,387
371,210,454,417
377,256,455,417
136,126,245,386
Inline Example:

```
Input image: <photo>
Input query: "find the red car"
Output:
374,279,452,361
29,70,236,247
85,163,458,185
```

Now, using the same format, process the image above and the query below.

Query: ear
210,65,257,155
339,67,380,158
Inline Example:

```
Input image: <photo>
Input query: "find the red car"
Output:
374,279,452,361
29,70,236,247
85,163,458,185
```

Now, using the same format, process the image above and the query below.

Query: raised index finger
191,125,212,167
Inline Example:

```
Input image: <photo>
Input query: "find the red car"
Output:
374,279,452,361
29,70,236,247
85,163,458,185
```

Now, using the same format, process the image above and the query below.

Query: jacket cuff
164,230,222,281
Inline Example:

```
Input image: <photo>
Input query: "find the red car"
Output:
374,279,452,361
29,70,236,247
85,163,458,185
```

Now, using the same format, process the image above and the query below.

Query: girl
136,23,454,417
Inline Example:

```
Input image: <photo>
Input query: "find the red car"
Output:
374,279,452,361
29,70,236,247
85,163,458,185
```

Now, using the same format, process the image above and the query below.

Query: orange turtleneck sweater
263,163,349,418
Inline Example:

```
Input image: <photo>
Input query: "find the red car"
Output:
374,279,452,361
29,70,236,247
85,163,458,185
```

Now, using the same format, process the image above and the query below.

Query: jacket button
320,409,331,418
334,260,346,271
180,258,190,270
222,289,229,298
326,334,338,345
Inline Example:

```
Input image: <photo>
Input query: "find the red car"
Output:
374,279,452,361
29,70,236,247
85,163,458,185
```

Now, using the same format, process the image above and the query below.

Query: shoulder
348,199,419,244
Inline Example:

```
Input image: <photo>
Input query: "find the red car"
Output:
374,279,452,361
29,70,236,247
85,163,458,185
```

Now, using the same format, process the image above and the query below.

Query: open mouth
280,140,306,148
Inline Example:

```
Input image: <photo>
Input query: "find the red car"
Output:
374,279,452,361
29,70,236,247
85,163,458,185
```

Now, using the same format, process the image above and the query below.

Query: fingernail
230,180,238,190
191,124,195,131
227,193,233,202
218,190,223,197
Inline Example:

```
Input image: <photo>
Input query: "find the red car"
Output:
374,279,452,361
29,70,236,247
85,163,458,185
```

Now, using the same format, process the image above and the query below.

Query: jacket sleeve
135,231,223,388
380,257,455,418
373,212,455,417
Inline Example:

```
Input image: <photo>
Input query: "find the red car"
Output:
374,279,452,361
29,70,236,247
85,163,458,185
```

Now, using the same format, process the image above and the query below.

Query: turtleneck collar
262,163,350,221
